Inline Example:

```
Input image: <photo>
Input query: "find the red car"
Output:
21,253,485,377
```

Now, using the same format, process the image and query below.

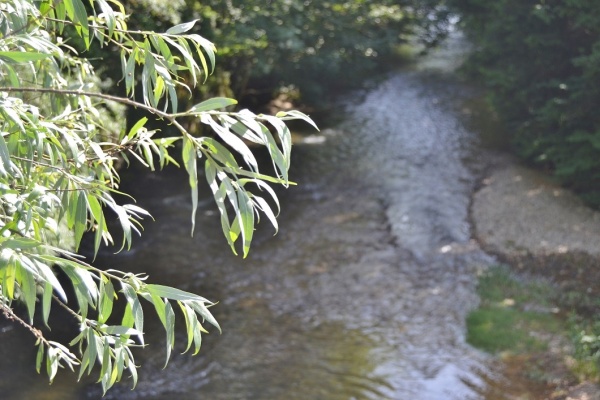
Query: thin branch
51,294,84,321
0,302,46,343
0,86,191,138
0,87,167,118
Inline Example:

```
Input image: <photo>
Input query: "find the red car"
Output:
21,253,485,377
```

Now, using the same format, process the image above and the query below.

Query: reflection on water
0,34,516,399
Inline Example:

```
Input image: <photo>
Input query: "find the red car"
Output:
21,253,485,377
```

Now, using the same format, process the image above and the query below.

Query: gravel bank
472,156,600,259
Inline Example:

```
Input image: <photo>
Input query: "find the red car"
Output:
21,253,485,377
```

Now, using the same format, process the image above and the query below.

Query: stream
1,35,517,399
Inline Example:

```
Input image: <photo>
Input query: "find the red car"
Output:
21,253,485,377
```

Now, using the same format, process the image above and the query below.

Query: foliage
114,0,451,107
193,0,451,104
563,296,600,380
450,0,600,206
571,318,600,379
0,0,315,393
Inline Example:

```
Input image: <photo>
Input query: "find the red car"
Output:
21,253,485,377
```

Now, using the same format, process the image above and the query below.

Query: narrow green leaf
3,59,22,88
73,191,87,251
199,137,241,169
96,0,116,37
70,0,90,46
126,117,148,142
182,136,198,235
88,195,105,258
98,279,115,324
251,195,279,234
18,263,37,322
103,325,142,336
189,301,221,333
46,347,58,382
240,178,281,215
122,283,144,345
3,262,15,299
0,51,51,63
35,343,44,374
2,237,40,250
237,190,254,258
166,19,199,35
78,345,90,380
257,122,288,181
189,97,237,113
148,292,167,328
127,355,138,389
42,281,53,328
275,109,319,131
205,159,235,253
178,302,196,354
122,303,134,328
189,34,216,74
147,284,210,302
204,116,258,171
35,259,67,301
87,328,97,374
114,345,125,383
164,301,175,367
262,115,292,181
0,132,11,176
113,204,132,251
100,342,112,393
124,50,137,97
192,321,202,355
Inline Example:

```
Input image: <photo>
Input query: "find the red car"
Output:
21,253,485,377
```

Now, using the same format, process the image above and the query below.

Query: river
1,35,516,399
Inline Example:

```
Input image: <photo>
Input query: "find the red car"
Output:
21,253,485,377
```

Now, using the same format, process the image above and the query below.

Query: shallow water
1,35,516,399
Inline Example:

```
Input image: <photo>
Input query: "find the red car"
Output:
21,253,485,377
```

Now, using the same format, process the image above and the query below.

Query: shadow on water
0,32,534,399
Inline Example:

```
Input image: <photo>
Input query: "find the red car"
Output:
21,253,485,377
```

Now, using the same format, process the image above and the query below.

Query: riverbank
472,154,600,301
470,153,600,399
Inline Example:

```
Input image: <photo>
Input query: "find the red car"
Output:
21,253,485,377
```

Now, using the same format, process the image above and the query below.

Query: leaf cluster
0,0,315,393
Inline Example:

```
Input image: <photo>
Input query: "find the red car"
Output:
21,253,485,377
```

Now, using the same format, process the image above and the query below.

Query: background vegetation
114,0,451,108
449,0,600,206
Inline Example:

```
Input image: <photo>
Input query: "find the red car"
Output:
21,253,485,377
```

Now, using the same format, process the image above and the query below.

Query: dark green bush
450,0,600,206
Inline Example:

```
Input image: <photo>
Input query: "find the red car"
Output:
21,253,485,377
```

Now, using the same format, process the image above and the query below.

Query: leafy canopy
450,0,600,206
0,0,315,393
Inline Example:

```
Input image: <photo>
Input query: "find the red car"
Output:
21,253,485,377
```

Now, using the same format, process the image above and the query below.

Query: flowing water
1,36,519,399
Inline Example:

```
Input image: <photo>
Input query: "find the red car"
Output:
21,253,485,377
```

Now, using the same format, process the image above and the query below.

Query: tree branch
0,302,46,344
0,85,193,140
0,87,168,119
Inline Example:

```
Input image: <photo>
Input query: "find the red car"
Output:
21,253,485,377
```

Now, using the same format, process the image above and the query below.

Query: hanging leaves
0,0,316,394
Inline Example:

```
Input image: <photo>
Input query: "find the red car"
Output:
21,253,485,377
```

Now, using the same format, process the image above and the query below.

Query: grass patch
467,308,555,353
467,265,561,355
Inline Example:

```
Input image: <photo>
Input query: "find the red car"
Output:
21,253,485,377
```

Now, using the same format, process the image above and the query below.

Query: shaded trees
451,0,600,206
119,0,451,106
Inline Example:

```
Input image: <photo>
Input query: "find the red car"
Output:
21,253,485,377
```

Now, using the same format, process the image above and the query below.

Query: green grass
467,308,556,353
467,265,600,388
467,265,561,354
476,266,555,306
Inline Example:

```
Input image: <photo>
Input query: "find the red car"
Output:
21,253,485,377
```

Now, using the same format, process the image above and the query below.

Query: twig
0,303,46,343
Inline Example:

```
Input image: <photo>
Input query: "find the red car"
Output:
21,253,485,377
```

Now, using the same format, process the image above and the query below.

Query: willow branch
0,87,166,118
0,302,47,344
